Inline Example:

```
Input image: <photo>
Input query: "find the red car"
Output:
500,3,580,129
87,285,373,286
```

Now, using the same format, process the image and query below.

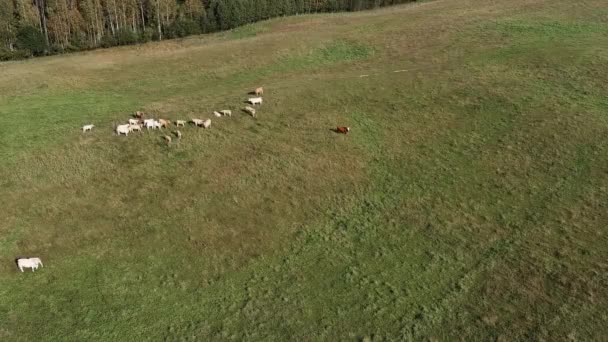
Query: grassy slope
1,0,608,340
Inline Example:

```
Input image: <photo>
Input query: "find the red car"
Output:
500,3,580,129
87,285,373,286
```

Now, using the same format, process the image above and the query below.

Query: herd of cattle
80,86,350,146
81,87,266,144
16,87,354,273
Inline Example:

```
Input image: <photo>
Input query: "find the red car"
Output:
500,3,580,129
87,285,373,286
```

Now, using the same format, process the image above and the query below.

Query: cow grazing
163,135,172,145
16,257,43,272
82,124,94,133
220,110,232,117
159,119,170,128
143,119,155,129
336,126,350,134
255,87,264,96
116,124,130,136
128,119,140,125
134,111,145,119
202,119,211,128
174,130,182,139
175,120,186,127
244,106,256,117
248,97,263,105
129,124,142,132
214,111,222,117
191,118,204,127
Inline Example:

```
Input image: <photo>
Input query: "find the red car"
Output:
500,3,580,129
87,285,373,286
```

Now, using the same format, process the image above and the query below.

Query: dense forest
0,0,413,60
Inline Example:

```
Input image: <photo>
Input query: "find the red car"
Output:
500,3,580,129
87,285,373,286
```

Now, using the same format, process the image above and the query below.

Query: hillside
1,0,607,340
0,0,413,60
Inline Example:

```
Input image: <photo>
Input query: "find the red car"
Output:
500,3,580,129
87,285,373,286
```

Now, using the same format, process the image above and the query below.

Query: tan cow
159,119,171,128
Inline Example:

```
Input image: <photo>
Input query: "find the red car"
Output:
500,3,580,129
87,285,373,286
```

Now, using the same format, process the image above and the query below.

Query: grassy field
1,0,608,340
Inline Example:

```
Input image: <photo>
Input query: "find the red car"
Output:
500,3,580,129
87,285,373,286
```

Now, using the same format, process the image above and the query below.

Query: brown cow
336,126,350,134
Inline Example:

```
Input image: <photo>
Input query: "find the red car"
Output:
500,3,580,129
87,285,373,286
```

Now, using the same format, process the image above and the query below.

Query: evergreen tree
15,25,48,55
200,0,218,33
254,0,268,22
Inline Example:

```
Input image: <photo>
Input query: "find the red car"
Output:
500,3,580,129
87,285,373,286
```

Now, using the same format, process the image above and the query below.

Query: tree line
0,0,414,61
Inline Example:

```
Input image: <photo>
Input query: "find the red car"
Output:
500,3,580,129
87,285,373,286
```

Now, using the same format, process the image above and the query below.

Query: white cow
175,120,186,127
16,257,43,272
214,111,222,117
220,110,232,117
248,97,263,105
191,118,204,127
202,119,211,128
144,119,156,129
128,119,140,125
82,124,94,133
153,120,162,130
116,124,130,136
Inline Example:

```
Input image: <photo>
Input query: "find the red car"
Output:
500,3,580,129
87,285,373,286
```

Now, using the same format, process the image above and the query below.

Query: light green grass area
1,0,608,340
222,24,271,40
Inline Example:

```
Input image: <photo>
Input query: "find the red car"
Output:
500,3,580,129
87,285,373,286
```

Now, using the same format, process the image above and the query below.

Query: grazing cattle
134,111,145,118
159,119,170,128
202,119,211,129
82,124,94,133
128,119,140,125
129,124,142,132
16,257,43,272
174,130,182,139
255,87,264,96
248,97,263,105
244,106,256,117
163,135,172,144
220,110,232,117
175,120,186,127
116,124,130,136
336,126,350,134
191,118,204,127
153,121,162,130
214,111,222,117
143,119,155,129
